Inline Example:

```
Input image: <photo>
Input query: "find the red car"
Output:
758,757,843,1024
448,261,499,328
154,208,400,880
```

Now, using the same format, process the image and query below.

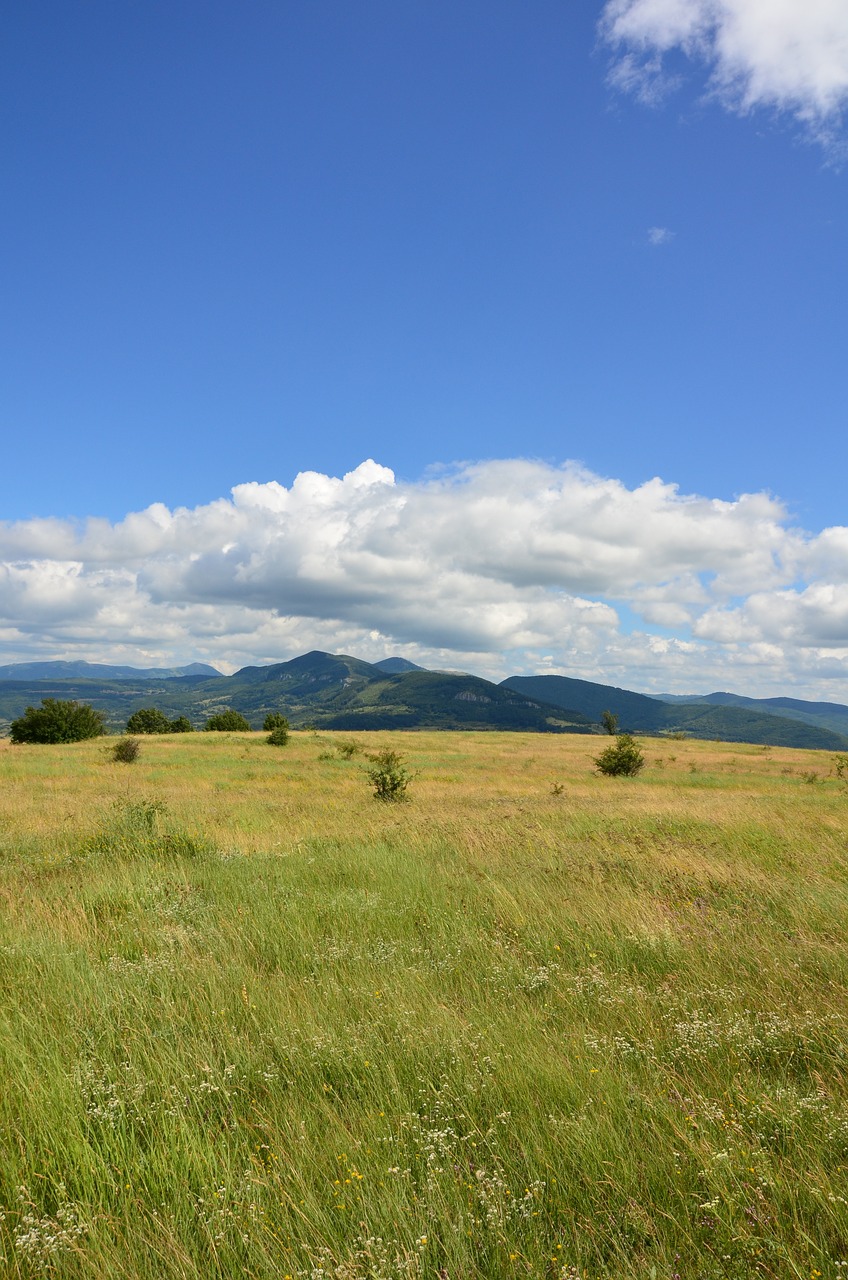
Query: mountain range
0,652,846,750
0,660,222,682
501,676,848,751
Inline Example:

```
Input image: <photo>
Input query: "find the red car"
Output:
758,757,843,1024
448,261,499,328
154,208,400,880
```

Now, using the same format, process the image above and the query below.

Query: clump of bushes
10,699,106,744
365,748,414,801
126,708,195,734
112,736,141,764
593,733,645,777
263,713,290,745
204,710,251,732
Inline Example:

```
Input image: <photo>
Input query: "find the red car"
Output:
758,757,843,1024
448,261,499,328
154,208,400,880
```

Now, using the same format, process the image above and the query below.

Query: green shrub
593,733,645,777
169,716,194,733
601,709,619,735
126,707,172,735
264,712,290,743
365,748,413,801
204,710,251,732
112,736,141,763
10,699,106,744
263,713,290,732
336,739,360,758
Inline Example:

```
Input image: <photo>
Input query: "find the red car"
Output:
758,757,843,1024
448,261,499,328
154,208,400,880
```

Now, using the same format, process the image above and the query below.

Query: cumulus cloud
601,0,848,144
1,457,847,698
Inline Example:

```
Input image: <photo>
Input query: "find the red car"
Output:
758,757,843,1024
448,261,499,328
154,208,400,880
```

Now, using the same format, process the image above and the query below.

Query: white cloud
602,0,848,143
1,457,847,698
647,226,675,245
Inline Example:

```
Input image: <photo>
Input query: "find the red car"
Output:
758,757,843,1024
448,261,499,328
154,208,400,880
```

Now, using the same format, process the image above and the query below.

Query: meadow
0,729,846,1279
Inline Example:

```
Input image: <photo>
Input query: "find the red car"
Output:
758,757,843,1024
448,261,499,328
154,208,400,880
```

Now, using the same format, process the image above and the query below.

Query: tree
204,710,251,732
126,707,172,735
601,709,619,735
10,698,106,744
263,713,289,732
593,734,645,777
169,716,194,733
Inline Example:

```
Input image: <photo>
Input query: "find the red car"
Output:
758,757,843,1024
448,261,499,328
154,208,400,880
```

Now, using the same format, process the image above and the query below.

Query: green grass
0,731,847,1277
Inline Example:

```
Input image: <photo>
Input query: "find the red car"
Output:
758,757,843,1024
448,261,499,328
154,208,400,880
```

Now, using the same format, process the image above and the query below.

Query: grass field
0,729,847,1278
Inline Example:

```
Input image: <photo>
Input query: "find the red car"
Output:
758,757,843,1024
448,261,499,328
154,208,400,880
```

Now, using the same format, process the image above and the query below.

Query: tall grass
0,731,846,1277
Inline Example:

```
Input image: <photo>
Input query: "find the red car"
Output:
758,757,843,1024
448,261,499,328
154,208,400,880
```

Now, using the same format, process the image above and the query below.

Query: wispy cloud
1,458,847,697
647,225,675,246
601,0,848,148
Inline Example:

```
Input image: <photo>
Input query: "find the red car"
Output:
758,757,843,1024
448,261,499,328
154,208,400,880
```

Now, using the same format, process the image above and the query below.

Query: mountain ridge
655,690,848,740
0,659,222,682
502,675,848,751
0,652,846,749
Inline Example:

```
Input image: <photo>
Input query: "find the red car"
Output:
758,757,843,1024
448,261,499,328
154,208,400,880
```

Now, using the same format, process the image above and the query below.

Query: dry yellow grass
0,728,841,850
1,729,847,1278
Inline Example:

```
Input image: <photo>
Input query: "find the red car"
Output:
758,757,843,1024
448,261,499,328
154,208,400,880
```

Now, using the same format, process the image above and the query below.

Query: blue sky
2,1,848,697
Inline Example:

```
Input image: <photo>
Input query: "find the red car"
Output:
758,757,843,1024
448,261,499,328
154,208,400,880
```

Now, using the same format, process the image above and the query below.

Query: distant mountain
0,651,591,735
373,657,425,673
216,652,593,732
0,660,222,682
654,703,848,750
1,650,846,750
654,691,848,740
501,675,668,730
231,650,379,691
502,675,848,751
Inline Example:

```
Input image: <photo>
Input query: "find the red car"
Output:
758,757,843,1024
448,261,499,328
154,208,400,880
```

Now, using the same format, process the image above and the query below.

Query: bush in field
263,713,290,733
10,699,106,744
126,707,172,735
593,733,645,777
365,748,413,801
112,736,141,763
204,710,251,732
169,716,194,733
264,712,290,744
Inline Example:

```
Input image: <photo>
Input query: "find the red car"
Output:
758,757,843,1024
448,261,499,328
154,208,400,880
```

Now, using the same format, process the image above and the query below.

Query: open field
0,730,847,1278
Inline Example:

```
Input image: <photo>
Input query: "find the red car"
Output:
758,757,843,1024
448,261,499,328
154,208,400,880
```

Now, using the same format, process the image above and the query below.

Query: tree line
7,699,289,743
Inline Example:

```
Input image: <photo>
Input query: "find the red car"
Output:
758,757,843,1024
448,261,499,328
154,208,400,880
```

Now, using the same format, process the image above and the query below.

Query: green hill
373,656,425,673
685,691,848,739
219,654,592,732
502,674,667,730
2,652,846,749
502,675,848,750
0,652,591,735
